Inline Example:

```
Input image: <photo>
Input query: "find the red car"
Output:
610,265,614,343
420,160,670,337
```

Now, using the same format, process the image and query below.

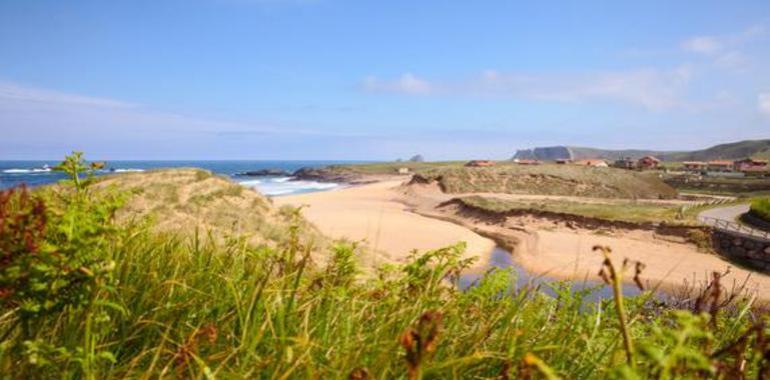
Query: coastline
277,175,770,301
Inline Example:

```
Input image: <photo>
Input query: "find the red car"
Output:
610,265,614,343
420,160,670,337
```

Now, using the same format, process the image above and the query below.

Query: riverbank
277,177,770,300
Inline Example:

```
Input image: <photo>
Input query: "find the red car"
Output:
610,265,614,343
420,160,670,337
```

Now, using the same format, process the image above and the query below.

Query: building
707,160,734,172
613,157,636,170
682,161,707,172
742,166,770,177
397,167,410,174
734,158,768,172
574,159,608,167
515,159,541,165
465,160,496,167
637,156,660,170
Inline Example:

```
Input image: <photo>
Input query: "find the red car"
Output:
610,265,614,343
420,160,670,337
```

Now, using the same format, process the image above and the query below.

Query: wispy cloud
0,80,366,158
0,82,136,109
362,73,433,95
362,66,695,111
759,93,770,117
680,25,766,71
682,36,722,55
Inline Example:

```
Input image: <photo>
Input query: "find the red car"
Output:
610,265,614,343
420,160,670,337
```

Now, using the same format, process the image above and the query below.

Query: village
491,156,770,177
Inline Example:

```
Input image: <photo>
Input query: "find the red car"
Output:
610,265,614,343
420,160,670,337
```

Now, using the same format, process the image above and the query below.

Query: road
698,203,750,224
698,203,770,241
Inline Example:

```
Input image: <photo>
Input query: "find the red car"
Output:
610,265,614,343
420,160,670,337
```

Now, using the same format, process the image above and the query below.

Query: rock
292,167,360,183
765,246,770,255
733,238,743,247
236,169,291,177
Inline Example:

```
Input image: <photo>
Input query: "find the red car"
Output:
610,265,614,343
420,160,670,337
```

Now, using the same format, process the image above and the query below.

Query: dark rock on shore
292,167,361,183
235,169,292,177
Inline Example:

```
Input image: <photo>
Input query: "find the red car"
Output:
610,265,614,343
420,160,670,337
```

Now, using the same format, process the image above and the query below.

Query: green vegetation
326,160,468,175
563,139,770,161
664,176,770,197
750,198,770,222
454,195,696,224
2,153,770,378
411,165,677,199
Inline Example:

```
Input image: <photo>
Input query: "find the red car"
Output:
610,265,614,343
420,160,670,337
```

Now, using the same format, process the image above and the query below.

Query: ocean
0,160,362,196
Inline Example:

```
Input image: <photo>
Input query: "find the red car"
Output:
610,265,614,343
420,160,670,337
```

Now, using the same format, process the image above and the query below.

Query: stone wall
712,230,770,272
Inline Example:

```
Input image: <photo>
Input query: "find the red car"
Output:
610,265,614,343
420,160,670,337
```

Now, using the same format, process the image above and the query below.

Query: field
2,155,770,378
332,161,678,199
453,195,697,225
411,164,678,199
664,175,770,197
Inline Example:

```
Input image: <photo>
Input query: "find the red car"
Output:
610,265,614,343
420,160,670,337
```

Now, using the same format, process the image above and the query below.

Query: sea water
0,160,363,196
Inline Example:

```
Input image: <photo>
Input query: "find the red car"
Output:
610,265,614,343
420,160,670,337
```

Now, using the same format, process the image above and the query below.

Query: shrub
0,152,125,378
750,198,770,222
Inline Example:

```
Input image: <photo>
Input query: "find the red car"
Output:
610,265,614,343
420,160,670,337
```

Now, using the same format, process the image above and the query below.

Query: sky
1,0,769,160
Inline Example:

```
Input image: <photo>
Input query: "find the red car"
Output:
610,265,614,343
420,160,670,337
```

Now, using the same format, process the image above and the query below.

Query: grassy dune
453,195,691,224
1,155,769,378
90,168,324,250
330,161,678,199
412,165,678,199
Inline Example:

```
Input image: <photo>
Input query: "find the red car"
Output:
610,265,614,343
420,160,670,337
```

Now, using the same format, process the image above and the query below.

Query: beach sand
276,179,770,300
274,180,497,269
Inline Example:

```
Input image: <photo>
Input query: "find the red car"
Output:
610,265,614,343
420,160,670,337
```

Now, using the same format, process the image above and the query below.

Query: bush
750,198,770,222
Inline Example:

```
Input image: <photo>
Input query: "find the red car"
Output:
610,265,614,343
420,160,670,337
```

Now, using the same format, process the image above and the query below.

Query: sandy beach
276,179,770,300
274,180,497,269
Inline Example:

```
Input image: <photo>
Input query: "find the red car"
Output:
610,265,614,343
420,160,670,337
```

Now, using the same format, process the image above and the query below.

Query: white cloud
714,50,748,70
362,66,694,111
682,36,722,55
0,81,366,158
362,73,433,95
680,25,767,71
759,93,770,117
0,82,135,108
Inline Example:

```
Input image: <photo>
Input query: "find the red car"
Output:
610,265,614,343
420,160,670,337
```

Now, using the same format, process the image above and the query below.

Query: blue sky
1,0,769,160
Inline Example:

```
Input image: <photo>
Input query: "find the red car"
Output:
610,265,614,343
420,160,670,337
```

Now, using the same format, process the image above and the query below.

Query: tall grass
1,154,770,378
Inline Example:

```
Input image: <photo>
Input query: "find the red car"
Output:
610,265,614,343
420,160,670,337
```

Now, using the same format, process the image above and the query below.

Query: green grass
413,165,677,199
454,195,695,224
326,161,468,175
664,175,770,196
2,155,770,378
750,198,770,222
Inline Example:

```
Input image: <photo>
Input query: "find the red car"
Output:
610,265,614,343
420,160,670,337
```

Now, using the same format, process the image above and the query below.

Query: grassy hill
516,139,770,161
411,164,678,199
90,168,323,249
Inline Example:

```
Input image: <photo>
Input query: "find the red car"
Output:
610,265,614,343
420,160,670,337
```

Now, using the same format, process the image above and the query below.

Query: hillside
409,164,678,199
513,139,770,161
